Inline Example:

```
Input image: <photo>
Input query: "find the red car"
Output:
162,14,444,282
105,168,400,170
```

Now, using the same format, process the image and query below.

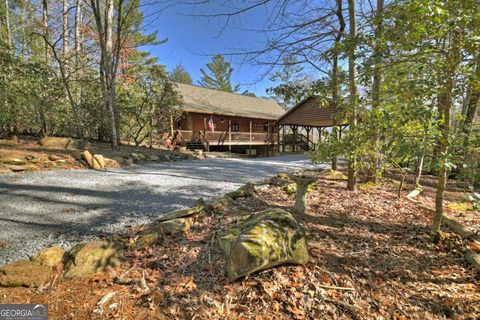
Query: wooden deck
178,130,275,147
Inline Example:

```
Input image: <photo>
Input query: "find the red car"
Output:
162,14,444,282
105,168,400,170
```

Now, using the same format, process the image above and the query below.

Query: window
232,121,240,132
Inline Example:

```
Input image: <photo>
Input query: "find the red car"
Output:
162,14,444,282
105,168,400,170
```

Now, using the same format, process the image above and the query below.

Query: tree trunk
20,0,28,58
42,0,50,63
74,0,82,104
347,0,357,191
4,0,12,52
331,0,345,171
369,0,384,184
415,153,425,188
463,55,479,137
432,31,462,238
105,0,118,147
90,0,118,148
63,0,69,61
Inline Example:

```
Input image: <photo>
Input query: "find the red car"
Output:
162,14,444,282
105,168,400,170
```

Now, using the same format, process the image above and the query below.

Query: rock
123,157,134,166
130,153,142,163
32,246,65,268
277,172,289,179
7,164,27,172
0,260,52,287
158,206,204,222
104,157,120,168
137,217,194,247
226,183,256,199
206,196,235,213
40,137,90,150
24,163,42,172
25,154,36,161
158,218,194,235
93,154,106,168
0,155,26,165
217,208,308,281
82,150,105,170
0,163,12,173
48,154,64,161
40,137,72,149
148,155,160,162
63,240,124,279
10,135,19,142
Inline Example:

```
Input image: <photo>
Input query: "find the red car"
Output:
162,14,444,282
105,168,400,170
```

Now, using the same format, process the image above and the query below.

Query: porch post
306,126,311,151
282,125,286,152
249,121,252,155
292,125,297,152
228,119,232,152
277,125,281,154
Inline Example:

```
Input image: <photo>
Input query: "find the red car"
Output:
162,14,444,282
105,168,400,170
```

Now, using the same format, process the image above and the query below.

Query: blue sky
141,2,280,97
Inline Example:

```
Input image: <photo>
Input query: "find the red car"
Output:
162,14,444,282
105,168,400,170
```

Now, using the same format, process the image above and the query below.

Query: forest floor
1,169,478,319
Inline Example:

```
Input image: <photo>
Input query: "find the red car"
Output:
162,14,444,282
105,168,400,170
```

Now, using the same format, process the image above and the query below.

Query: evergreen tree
169,64,193,85
198,55,240,92
267,55,310,109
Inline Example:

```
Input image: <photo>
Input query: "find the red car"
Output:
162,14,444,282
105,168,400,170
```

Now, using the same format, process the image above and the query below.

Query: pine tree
169,64,193,85
198,55,240,92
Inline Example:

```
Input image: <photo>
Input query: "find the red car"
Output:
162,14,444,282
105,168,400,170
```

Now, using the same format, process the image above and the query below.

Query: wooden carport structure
275,96,347,153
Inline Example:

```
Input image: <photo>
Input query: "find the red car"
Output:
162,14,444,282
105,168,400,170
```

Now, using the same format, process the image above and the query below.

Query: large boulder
32,246,65,267
0,260,52,287
0,155,26,166
82,150,105,170
63,240,124,279
40,137,90,150
218,208,308,281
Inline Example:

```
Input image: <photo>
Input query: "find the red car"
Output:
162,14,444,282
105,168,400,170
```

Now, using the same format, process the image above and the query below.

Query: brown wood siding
178,112,274,133
276,97,344,127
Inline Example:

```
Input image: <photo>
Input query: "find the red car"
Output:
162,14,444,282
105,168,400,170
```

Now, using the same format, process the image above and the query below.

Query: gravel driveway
0,154,323,265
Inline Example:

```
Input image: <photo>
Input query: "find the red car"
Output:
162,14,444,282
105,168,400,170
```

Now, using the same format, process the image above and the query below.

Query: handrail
173,129,184,146
198,130,210,150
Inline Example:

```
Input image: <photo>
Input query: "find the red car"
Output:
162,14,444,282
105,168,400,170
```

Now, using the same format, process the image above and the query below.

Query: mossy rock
63,240,125,279
137,217,194,247
158,206,204,222
0,260,52,287
284,182,317,195
32,246,65,267
218,208,308,281
206,196,235,213
321,170,348,180
226,183,256,199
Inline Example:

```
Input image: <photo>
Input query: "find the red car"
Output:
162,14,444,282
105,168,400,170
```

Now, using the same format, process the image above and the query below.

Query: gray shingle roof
175,83,285,120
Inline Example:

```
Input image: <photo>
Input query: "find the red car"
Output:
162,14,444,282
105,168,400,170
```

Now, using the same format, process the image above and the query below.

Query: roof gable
276,96,345,127
175,83,285,120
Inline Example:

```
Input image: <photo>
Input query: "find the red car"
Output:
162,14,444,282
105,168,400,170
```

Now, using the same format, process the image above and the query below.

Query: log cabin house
171,83,285,155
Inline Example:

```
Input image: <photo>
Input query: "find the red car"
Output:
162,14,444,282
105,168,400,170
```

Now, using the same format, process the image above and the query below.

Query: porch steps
186,142,205,151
